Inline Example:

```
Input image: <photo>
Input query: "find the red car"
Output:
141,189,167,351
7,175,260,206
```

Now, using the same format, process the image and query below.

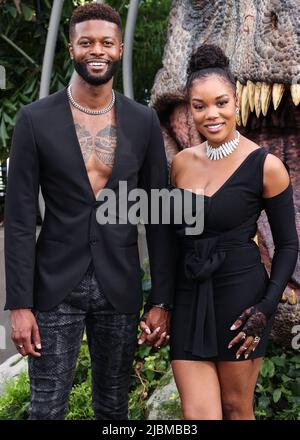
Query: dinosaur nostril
271,12,278,29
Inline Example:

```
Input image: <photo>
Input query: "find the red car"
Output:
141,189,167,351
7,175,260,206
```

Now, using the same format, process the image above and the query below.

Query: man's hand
138,306,170,348
10,309,42,358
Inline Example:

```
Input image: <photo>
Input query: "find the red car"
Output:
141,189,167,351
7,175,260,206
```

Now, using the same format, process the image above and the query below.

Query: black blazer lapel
105,91,137,191
54,88,96,201
51,89,138,197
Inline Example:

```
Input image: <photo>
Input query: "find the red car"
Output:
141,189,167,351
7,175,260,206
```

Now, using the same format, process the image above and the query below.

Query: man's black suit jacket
4,89,176,312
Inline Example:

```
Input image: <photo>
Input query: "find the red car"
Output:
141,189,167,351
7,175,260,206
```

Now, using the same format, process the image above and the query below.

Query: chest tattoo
75,123,117,167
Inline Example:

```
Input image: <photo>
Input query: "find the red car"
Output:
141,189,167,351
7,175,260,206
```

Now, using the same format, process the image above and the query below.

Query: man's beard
73,59,120,86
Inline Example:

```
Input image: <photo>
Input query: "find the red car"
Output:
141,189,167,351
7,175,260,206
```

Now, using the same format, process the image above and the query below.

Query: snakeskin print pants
28,263,139,420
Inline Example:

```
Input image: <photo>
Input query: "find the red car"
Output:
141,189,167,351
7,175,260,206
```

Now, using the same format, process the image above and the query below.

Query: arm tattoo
75,123,117,167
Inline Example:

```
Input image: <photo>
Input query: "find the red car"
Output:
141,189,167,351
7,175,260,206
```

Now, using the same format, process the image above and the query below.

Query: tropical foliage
0,0,171,158
1,340,300,420
0,0,171,220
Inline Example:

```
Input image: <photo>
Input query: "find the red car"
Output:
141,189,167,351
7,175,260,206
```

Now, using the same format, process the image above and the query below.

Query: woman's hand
228,306,267,359
138,307,170,349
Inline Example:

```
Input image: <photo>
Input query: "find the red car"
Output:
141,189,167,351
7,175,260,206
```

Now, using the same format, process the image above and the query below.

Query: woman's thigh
171,360,222,420
216,357,263,418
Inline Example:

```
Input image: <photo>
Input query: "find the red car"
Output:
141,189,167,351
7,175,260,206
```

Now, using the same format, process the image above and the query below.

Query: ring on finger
253,336,260,343
241,332,246,340
17,344,24,349
241,345,248,351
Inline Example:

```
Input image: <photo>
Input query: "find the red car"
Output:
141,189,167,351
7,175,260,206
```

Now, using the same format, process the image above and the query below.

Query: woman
169,45,299,420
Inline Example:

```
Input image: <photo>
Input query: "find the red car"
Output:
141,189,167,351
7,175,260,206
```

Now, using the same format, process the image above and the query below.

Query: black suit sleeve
138,108,177,306
4,107,39,310
257,183,299,318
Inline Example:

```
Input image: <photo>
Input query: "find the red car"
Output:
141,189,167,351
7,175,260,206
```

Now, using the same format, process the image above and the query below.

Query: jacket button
90,239,98,246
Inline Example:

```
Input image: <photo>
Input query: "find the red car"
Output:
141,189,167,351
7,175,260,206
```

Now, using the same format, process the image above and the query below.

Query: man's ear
120,43,124,59
68,43,74,60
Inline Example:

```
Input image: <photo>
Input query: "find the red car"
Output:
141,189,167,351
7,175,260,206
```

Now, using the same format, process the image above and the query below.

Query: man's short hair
69,3,122,40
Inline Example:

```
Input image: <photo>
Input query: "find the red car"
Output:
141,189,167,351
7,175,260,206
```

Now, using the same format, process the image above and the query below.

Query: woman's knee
222,395,254,420
182,402,222,420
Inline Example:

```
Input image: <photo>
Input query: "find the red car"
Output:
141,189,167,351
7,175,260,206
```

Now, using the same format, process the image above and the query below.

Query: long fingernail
162,332,166,337
228,344,232,349
155,327,161,333
230,325,236,330
166,335,170,340
236,354,240,359
245,354,249,359
145,328,151,335
138,339,143,345
36,344,42,349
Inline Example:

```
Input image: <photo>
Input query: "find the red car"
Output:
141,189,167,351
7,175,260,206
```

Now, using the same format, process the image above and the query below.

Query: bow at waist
181,214,259,358
182,236,225,358
183,236,226,282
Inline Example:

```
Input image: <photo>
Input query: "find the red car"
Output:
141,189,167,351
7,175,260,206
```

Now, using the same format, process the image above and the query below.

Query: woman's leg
171,360,223,420
216,358,263,420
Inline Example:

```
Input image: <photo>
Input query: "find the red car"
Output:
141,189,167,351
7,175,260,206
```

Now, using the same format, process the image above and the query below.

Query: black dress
170,148,298,362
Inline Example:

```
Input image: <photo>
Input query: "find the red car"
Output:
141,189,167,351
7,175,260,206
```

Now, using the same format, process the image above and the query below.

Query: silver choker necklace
67,84,115,115
206,131,240,160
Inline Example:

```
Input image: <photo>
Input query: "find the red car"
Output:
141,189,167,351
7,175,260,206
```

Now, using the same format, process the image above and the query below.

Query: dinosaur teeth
272,83,285,110
254,82,262,118
261,83,272,116
241,85,250,126
233,80,294,126
288,289,298,305
290,84,300,106
235,80,243,126
236,80,243,106
247,80,255,112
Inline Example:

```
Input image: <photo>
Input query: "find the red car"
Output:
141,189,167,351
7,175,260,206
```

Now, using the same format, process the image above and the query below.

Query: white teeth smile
88,62,107,66
206,124,223,128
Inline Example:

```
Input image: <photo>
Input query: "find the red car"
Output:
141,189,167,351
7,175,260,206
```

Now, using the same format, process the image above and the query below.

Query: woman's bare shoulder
263,153,290,198
240,135,261,155
170,146,203,185
172,144,204,166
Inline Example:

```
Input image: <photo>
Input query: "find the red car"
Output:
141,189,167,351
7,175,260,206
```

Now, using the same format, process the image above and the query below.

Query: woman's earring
236,107,241,126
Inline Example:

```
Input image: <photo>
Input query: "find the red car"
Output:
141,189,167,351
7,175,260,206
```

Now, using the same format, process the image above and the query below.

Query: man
4,3,175,420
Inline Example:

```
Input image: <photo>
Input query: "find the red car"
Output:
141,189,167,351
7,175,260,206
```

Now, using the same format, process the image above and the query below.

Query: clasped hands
138,306,171,349
228,305,267,360
138,304,267,355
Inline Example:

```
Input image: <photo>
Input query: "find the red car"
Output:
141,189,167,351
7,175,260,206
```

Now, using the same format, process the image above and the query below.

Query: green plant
254,343,300,420
0,341,300,420
72,334,91,386
129,344,170,419
0,370,30,420
65,373,94,420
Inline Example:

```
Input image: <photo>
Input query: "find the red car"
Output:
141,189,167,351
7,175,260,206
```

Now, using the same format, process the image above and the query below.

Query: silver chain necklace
206,131,240,160
67,84,115,115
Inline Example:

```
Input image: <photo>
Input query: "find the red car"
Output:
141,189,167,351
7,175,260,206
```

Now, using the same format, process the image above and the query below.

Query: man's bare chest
72,110,117,169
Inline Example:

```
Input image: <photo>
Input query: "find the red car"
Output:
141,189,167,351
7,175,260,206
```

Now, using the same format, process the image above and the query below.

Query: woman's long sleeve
256,183,299,318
